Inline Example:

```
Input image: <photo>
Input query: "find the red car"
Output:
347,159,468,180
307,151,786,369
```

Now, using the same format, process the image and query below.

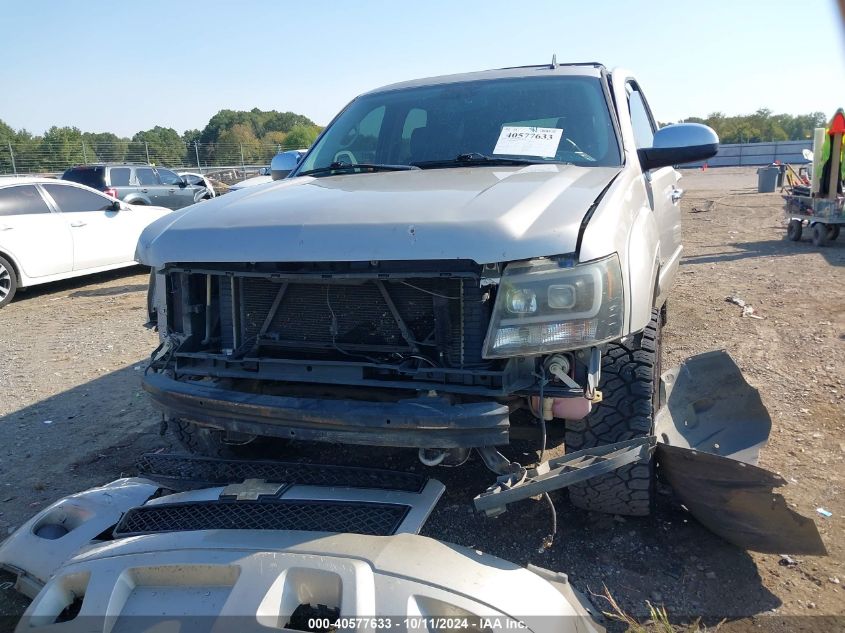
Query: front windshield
297,75,621,175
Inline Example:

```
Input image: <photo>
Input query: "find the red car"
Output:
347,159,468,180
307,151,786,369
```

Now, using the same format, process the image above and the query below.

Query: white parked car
227,173,272,192
176,171,217,198
0,177,171,308
227,150,307,192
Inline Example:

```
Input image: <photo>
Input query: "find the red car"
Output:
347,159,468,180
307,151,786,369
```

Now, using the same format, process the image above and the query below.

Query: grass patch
597,585,724,632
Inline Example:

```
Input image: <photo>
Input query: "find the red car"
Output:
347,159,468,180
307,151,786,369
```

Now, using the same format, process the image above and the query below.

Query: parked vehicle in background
0,177,171,308
177,172,217,199
227,150,306,192
61,163,206,209
227,173,272,192
138,63,718,516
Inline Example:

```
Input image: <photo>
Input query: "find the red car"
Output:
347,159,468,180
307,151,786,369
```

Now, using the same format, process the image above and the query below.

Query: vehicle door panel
135,167,167,207
626,83,681,268
41,183,136,270
156,168,196,209
0,185,73,279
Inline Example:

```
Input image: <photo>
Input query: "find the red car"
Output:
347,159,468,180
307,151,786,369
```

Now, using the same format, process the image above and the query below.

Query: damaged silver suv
137,62,718,516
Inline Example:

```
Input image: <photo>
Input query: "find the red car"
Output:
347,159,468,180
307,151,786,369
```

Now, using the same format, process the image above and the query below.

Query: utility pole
240,143,246,177
145,142,150,164
194,141,202,174
82,141,88,163
7,141,16,175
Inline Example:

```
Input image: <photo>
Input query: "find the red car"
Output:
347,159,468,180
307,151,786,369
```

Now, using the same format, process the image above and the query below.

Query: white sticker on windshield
493,126,563,158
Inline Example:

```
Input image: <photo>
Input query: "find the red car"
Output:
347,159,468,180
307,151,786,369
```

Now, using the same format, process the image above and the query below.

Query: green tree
216,123,263,165
0,119,14,142
282,124,320,150
264,111,317,134
182,128,202,145
131,126,186,166
40,126,85,171
83,132,128,162
0,119,17,173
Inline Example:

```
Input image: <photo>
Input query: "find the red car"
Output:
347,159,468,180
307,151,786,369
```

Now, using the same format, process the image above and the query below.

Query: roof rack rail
498,61,606,71
70,161,153,167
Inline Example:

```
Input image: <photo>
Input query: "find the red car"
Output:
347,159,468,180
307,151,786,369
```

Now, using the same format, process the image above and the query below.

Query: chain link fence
0,140,308,177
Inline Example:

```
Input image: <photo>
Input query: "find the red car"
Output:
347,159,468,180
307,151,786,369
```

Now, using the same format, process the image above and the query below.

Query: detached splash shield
475,351,826,555
654,351,826,555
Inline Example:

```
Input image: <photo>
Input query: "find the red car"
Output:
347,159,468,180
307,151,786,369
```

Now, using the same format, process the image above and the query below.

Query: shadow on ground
10,266,149,304
682,236,845,268
70,284,148,298
0,366,781,625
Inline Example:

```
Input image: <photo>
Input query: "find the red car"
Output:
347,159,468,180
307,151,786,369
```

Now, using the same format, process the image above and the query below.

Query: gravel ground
0,167,843,629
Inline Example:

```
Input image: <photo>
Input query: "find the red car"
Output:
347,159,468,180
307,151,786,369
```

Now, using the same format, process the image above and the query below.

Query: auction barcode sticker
492,126,563,158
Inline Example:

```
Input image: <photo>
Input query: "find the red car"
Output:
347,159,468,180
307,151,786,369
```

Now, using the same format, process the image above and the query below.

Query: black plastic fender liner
654,349,772,464
654,350,826,555
656,444,826,555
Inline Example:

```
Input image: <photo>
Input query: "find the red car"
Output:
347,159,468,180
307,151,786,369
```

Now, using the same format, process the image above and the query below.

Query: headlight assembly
482,254,624,358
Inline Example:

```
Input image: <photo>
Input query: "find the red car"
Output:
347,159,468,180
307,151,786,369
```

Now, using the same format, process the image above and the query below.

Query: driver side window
157,168,182,186
627,83,655,149
337,106,385,164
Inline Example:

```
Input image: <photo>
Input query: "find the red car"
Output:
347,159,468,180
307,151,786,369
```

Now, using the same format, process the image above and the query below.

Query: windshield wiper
411,152,554,169
298,161,420,177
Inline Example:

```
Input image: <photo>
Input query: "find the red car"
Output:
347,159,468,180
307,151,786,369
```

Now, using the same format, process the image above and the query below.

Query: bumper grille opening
114,500,409,537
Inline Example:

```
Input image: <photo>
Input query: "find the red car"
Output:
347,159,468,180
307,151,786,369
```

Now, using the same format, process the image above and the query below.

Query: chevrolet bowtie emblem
219,479,288,501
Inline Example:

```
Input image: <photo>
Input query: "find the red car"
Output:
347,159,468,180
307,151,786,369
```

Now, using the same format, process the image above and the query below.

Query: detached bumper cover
142,372,510,448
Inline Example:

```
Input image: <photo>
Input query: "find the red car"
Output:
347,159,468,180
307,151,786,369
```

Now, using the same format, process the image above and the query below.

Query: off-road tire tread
565,308,661,516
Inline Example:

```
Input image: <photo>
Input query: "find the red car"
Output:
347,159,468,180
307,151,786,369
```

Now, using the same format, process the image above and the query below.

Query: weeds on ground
597,585,723,632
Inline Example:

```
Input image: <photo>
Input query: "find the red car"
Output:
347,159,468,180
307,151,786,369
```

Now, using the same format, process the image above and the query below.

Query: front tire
0,255,18,309
564,308,662,516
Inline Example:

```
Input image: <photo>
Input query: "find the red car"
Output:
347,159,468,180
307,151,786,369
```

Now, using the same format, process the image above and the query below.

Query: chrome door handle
168,188,175,192
141,188,148,193
670,187,684,204
70,221,87,228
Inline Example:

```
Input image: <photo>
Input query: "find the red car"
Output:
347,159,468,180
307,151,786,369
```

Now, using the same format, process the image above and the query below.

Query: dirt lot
0,167,842,629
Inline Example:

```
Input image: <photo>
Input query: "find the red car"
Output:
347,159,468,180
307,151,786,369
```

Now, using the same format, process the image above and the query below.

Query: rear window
0,185,52,216
109,167,131,186
42,183,113,212
61,166,106,189
136,168,158,186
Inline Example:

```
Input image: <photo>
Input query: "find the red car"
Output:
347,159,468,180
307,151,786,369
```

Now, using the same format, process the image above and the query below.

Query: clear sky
1,0,843,136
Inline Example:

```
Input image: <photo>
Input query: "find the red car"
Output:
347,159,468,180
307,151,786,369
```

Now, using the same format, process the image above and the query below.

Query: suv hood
136,164,620,267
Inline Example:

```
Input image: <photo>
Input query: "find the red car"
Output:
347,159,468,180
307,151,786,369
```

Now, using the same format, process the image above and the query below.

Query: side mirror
179,178,189,188
111,200,122,211
638,123,719,171
271,150,303,180
258,167,271,176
